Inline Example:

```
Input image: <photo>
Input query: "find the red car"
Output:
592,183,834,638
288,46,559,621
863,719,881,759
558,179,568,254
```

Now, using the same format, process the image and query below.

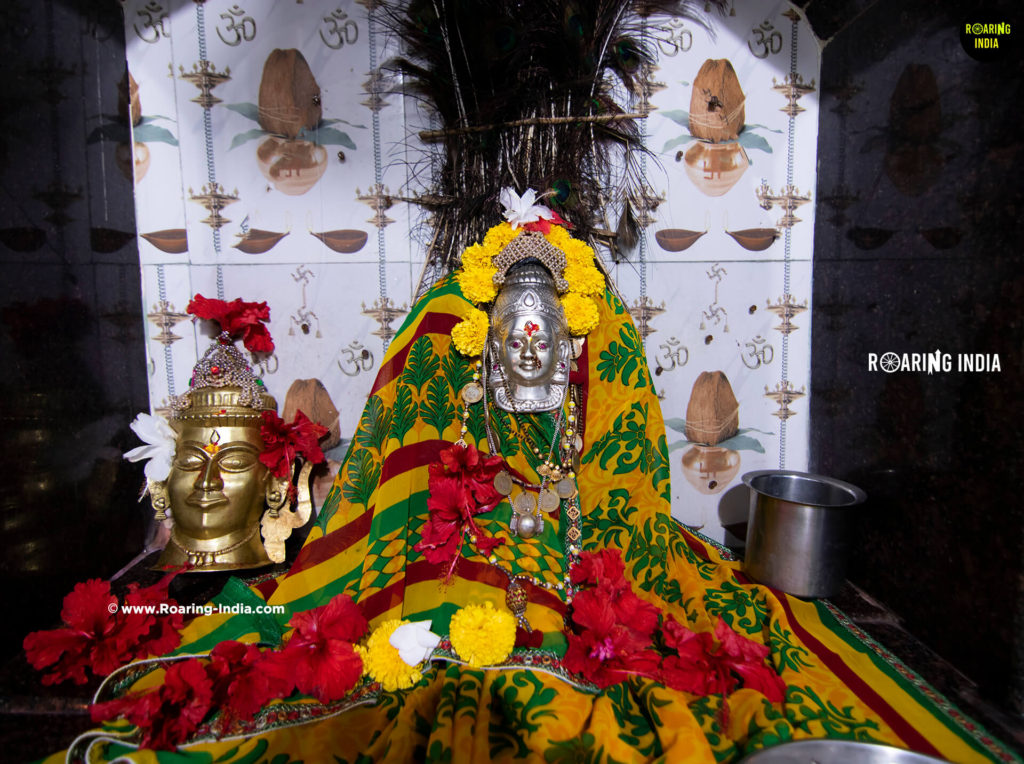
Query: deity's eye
537,342,548,351
173,449,206,471
510,340,523,350
217,450,258,472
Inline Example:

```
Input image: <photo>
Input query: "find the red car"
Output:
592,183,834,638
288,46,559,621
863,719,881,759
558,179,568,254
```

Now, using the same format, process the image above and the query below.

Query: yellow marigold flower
544,225,572,249
358,619,424,692
561,293,600,336
483,222,519,252
564,263,605,297
452,308,489,356
562,239,596,269
457,265,498,304
460,243,492,271
449,602,516,667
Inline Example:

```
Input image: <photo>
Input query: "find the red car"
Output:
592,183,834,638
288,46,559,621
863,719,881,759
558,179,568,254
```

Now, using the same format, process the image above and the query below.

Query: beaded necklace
453,347,584,630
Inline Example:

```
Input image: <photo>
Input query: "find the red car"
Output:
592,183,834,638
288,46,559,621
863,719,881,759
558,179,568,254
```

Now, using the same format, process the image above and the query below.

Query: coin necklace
481,340,569,539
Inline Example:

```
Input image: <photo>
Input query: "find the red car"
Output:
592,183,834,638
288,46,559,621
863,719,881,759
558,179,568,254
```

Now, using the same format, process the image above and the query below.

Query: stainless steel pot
738,739,948,763
742,470,866,599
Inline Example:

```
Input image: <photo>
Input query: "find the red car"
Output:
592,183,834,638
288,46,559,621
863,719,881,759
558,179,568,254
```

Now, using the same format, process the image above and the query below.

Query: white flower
123,413,177,482
389,620,441,667
500,187,554,229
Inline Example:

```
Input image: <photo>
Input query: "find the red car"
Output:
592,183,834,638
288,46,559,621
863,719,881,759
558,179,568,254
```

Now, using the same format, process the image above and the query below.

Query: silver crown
490,263,567,331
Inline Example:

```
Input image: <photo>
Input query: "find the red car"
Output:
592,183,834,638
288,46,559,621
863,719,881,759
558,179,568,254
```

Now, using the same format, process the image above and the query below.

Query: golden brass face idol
149,385,288,571
487,263,571,413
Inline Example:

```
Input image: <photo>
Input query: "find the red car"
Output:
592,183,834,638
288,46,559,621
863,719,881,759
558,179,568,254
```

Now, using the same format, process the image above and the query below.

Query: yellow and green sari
56,278,1015,763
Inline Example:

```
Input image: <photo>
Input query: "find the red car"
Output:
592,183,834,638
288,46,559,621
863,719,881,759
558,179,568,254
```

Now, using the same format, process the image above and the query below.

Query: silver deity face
488,263,570,412
502,317,557,386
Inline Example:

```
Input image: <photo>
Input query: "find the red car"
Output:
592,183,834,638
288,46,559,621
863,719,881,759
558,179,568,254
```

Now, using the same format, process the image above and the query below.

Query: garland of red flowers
259,409,329,479
563,549,786,709
23,572,185,686
90,593,367,750
187,294,274,354
413,442,507,580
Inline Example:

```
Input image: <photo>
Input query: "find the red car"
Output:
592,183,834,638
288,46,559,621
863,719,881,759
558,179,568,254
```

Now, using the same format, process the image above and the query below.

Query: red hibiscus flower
23,574,184,685
658,616,786,702
571,548,627,588
207,641,296,725
413,442,507,578
713,618,786,703
564,586,661,688
259,409,329,479
187,294,274,354
123,572,185,657
523,209,571,235
659,617,729,695
279,594,367,703
570,549,659,637
91,658,215,750
417,475,472,565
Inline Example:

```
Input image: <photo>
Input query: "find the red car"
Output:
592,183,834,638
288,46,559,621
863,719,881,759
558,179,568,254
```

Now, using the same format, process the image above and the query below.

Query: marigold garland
451,206,606,357
357,619,424,691
451,307,490,357
561,293,600,336
448,602,516,667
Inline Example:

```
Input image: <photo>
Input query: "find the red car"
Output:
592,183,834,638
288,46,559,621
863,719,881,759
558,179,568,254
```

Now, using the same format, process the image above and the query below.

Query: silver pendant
539,489,560,512
556,478,575,499
461,381,483,404
513,491,537,515
494,470,513,496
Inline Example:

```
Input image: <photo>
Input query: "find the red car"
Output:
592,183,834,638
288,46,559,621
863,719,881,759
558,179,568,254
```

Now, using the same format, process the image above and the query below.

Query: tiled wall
121,0,821,544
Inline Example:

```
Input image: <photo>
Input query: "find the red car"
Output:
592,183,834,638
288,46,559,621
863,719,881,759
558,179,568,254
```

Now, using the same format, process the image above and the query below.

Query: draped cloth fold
56,278,1011,764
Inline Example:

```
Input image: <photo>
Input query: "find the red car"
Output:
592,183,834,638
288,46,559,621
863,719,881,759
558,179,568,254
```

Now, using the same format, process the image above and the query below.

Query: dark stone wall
807,0,1024,708
0,1,150,653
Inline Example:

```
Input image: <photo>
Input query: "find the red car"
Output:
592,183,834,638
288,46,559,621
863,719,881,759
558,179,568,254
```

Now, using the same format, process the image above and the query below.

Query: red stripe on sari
285,441,449,577
285,506,376,577
777,594,941,756
380,440,448,484
371,312,461,395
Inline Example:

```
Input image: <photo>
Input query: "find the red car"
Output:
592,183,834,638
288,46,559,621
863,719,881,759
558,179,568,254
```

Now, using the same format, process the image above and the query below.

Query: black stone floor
1,564,1021,762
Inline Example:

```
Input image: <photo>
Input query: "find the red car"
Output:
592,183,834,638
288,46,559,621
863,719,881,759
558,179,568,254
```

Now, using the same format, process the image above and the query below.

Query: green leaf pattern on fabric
420,376,456,438
769,620,814,672
703,580,770,636
494,408,521,457
488,672,558,758
342,449,381,509
441,350,473,396
688,695,738,763
356,396,392,454
583,405,669,505
785,685,883,741
402,336,441,392
744,698,795,753
605,682,661,757
390,384,417,447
